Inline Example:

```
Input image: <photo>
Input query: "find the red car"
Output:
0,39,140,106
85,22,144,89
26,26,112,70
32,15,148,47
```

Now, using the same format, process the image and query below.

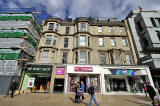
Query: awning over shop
25,64,53,74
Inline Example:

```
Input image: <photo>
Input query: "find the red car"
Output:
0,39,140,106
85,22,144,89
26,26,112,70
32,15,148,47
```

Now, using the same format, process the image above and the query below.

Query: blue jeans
89,94,98,106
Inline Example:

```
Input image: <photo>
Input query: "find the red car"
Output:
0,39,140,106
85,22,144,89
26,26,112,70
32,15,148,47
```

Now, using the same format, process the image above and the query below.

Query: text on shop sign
56,67,65,75
74,67,93,72
114,69,135,75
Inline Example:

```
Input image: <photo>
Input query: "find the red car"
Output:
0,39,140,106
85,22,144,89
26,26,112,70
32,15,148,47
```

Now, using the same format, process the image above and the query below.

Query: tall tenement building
126,10,160,89
0,13,41,95
20,16,154,94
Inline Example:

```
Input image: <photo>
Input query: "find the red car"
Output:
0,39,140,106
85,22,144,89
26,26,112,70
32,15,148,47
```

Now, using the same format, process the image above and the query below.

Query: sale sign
56,67,65,75
28,78,35,88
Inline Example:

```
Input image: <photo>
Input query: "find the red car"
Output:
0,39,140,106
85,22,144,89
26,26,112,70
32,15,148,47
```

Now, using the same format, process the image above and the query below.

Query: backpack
87,87,94,95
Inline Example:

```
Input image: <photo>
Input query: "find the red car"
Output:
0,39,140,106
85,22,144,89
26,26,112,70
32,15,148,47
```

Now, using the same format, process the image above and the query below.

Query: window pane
126,54,131,65
109,52,114,64
75,51,78,64
120,27,124,32
48,23,54,30
115,52,122,64
110,38,116,46
122,38,127,46
99,38,104,46
75,36,78,46
88,24,90,32
98,27,102,32
45,35,52,45
55,24,59,31
80,23,86,31
155,18,160,28
66,27,70,34
64,38,69,48
88,52,90,64
62,52,68,64
80,36,86,46
80,51,86,64
109,27,113,32
53,36,57,46
41,50,49,63
100,53,106,64
88,36,90,46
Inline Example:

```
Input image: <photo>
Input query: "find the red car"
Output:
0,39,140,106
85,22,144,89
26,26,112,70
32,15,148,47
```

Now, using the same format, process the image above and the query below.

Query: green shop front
21,64,53,93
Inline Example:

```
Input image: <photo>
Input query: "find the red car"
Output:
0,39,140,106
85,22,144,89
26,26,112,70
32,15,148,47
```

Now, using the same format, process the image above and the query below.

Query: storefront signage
26,65,52,74
28,78,35,88
56,67,65,75
74,67,93,72
114,69,135,75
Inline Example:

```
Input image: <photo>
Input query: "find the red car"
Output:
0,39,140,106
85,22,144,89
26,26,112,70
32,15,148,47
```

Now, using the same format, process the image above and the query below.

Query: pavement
0,93,153,106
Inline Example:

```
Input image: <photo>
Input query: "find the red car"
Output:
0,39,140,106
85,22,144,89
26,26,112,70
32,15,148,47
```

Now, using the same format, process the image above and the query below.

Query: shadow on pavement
122,99,152,106
69,97,88,106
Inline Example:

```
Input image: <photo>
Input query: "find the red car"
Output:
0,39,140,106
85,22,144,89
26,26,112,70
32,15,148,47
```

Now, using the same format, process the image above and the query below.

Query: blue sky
0,0,160,22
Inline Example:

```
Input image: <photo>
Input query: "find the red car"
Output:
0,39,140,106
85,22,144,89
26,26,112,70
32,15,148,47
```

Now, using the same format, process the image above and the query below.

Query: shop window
98,27,102,32
45,35,52,45
55,24,59,31
64,38,69,48
75,36,78,46
122,38,128,46
80,23,86,31
115,52,122,64
62,52,68,64
80,36,86,46
110,37,116,46
80,51,86,64
100,53,106,64
41,50,50,63
88,36,90,46
75,51,78,64
109,27,113,32
88,51,91,64
66,26,70,34
53,36,57,46
109,52,114,64
125,54,132,65
99,38,104,46
48,23,54,30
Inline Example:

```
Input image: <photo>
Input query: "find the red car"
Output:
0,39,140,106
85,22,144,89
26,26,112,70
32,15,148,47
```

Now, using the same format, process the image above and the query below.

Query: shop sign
114,69,135,75
28,78,35,88
26,65,52,74
74,67,93,72
56,67,65,75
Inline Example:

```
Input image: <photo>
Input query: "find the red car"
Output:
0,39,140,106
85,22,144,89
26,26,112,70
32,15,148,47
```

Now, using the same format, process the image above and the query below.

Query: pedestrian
81,81,85,100
143,83,148,97
88,83,98,106
74,82,81,103
146,82,156,105
9,80,17,98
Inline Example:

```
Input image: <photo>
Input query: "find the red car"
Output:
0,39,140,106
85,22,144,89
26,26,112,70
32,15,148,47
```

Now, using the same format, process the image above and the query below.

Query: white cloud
1,0,160,20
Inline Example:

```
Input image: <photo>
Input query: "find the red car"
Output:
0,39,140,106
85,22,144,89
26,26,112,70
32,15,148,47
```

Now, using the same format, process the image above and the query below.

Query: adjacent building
20,17,154,94
0,13,41,95
126,10,160,89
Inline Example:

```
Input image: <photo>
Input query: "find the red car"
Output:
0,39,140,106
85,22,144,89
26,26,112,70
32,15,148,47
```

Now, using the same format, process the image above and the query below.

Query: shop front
53,66,66,93
65,65,101,93
101,65,154,94
21,64,53,93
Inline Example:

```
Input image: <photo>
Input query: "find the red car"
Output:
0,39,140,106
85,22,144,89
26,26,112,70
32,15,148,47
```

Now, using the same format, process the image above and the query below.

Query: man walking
81,81,85,100
88,83,98,106
9,80,17,98
146,83,156,105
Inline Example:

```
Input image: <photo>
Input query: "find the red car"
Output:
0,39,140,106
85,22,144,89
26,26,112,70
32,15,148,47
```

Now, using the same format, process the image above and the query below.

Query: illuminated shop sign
114,69,135,75
56,67,65,75
74,67,93,72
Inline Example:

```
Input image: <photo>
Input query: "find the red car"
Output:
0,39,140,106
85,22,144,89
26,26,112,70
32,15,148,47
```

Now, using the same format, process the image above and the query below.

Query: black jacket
10,81,17,90
146,85,156,96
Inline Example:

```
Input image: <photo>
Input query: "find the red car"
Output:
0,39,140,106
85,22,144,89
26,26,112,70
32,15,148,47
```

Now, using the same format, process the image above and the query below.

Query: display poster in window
28,78,35,88
56,67,65,75
114,69,134,75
